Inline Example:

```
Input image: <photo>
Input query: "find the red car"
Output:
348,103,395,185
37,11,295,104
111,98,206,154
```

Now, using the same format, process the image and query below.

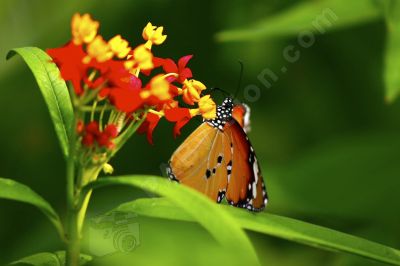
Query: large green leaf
83,175,260,265
215,0,382,42
384,0,400,102
10,251,92,266
6,47,74,158
0,178,64,241
114,197,400,266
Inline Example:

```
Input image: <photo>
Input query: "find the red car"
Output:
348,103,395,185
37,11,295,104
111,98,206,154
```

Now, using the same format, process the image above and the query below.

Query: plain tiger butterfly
166,97,268,212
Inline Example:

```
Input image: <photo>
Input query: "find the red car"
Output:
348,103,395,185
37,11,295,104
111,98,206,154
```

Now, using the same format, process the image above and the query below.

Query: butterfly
166,97,268,211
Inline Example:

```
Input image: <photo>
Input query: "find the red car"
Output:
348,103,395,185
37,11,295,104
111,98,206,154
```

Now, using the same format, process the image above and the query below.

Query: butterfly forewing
168,123,229,202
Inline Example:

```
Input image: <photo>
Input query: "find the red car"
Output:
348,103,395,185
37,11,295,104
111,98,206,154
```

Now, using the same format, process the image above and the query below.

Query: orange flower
108,35,131,58
189,95,216,119
71,13,99,45
142,22,167,48
47,13,219,145
83,36,113,63
141,74,171,101
181,79,206,105
125,44,154,73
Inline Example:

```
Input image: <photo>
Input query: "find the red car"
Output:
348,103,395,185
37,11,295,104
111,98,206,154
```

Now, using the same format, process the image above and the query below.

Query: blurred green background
1,0,400,265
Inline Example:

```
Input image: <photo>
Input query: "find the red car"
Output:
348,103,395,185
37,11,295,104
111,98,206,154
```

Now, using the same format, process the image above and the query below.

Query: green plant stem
76,165,103,234
65,119,79,266
65,110,147,266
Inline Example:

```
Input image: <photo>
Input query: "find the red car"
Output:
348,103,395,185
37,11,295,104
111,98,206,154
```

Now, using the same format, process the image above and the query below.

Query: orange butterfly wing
224,119,267,211
167,123,231,202
168,98,267,212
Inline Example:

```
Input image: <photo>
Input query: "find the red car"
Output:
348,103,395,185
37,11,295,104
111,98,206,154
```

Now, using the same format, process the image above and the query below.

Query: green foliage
215,0,400,103
215,0,381,42
112,197,400,266
0,178,64,241
267,133,400,220
84,175,260,265
384,0,400,102
6,47,74,159
10,251,92,266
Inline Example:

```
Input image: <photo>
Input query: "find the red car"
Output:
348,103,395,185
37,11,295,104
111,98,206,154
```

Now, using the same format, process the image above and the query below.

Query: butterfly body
167,98,268,211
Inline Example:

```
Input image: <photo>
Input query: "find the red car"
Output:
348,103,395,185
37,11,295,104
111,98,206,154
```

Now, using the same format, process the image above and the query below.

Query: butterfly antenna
209,87,230,98
233,60,244,101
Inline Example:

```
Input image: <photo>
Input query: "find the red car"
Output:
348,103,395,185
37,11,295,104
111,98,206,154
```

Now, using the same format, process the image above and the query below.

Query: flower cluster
47,13,216,148
77,121,118,150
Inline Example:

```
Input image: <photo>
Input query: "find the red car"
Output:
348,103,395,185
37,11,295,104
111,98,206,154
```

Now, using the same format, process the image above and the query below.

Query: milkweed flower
108,35,131,58
125,44,154,73
181,79,207,105
71,13,99,45
84,36,113,63
188,95,217,119
47,13,216,149
142,22,167,48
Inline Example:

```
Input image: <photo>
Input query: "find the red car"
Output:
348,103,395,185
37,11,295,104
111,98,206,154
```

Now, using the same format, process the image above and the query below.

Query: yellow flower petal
198,95,216,119
132,44,154,70
86,36,113,63
181,79,207,105
108,35,131,58
142,22,167,46
71,13,99,45
149,75,171,101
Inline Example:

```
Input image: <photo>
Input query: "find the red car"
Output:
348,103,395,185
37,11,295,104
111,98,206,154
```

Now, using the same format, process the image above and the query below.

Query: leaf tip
5,50,16,61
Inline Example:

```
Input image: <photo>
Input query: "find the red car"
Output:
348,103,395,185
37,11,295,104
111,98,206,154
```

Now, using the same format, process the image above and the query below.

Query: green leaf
6,47,74,158
9,252,60,266
215,0,381,42
0,178,64,241
9,251,92,266
84,175,260,265
114,197,400,266
384,0,400,102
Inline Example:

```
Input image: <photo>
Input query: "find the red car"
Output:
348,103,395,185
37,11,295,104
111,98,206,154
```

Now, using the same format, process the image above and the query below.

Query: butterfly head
205,97,233,130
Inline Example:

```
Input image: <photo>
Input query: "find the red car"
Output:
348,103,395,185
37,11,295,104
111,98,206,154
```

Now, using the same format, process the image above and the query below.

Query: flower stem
66,118,80,266
76,164,103,233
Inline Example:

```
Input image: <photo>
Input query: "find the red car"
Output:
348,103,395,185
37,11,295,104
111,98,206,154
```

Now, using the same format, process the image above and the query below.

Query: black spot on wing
217,190,226,203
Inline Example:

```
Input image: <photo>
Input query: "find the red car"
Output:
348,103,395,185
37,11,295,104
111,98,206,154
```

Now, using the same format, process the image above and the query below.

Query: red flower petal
178,55,193,70
164,108,192,138
109,87,143,113
153,57,166,68
138,113,161,144
178,68,192,83
162,58,178,74
47,42,87,95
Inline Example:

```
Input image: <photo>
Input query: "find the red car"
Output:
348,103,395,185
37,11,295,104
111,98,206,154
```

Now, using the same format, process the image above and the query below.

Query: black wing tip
227,198,268,212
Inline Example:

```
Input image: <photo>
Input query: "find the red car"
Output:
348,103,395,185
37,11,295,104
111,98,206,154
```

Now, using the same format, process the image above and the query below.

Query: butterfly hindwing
224,119,267,211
